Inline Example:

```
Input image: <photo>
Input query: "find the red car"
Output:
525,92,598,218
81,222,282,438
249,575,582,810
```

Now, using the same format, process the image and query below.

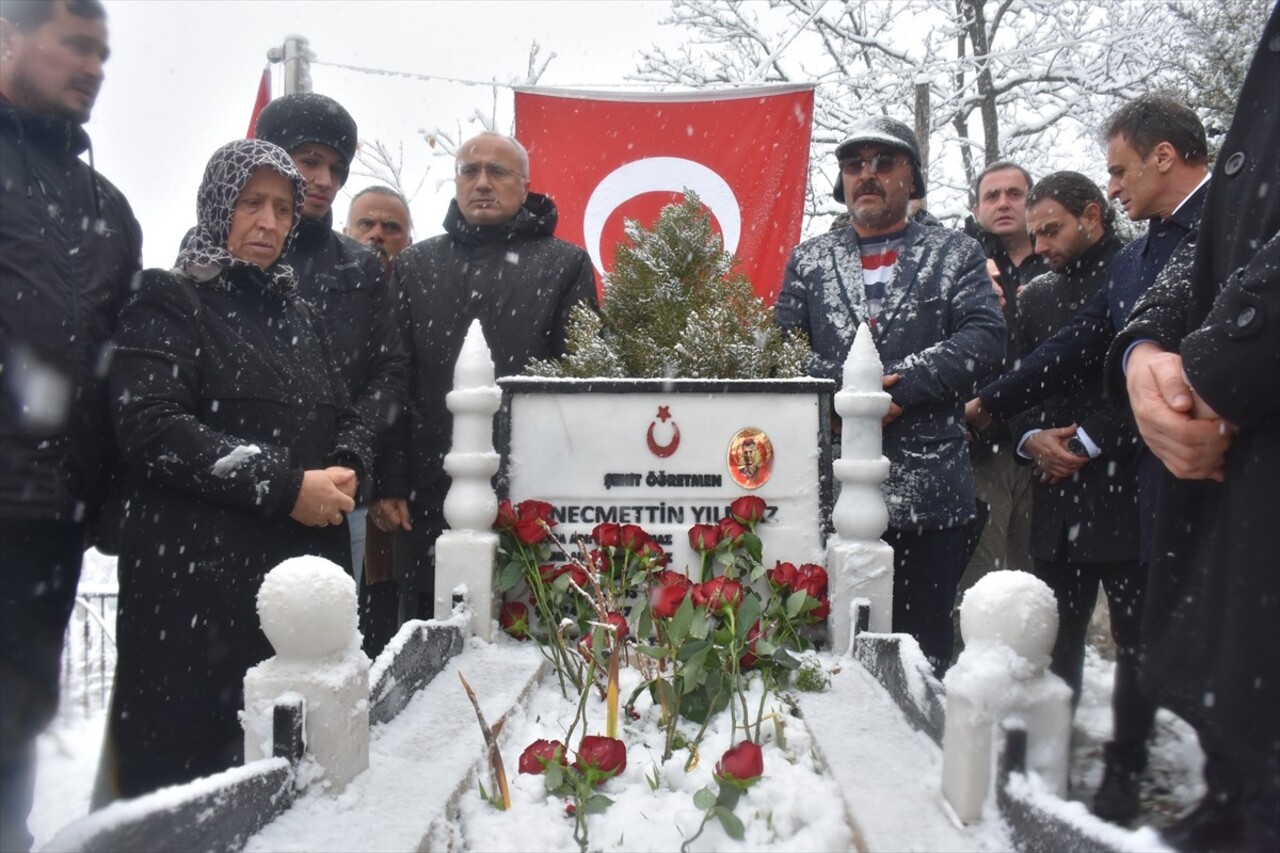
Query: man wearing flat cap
775,116,1005,674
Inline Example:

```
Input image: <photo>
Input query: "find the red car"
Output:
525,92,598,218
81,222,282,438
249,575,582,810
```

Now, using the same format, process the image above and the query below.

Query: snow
256,556,359,661
211,444,262,477
31,557,1207,851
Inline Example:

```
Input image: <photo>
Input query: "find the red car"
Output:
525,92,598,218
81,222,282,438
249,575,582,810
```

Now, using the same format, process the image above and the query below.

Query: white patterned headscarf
175,139,306,291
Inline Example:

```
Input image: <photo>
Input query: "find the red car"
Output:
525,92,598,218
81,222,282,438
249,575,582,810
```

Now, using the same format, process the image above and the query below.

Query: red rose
518,738,566,775
575,735,627,782
619,524,650,552
499,601,530,640
795,563,828,599
687,523,721,553
513,516,550,545
538,563,565,585
808,597,830,623
649,570,690,619
592,522,621,548
717,516,747,543
578,633,595,660
605,611,629,643
694,577,744,612
566,564,589,591
519,500,556,524
637,538,668,568
729,495,767,526
496,499,518,531
715,740,763,789
767,561,799,590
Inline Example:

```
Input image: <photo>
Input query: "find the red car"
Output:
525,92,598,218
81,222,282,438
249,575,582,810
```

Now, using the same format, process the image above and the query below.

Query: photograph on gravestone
497,377,835,576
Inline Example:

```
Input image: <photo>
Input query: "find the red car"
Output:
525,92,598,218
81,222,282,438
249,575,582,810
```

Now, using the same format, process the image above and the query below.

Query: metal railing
61,591,118,717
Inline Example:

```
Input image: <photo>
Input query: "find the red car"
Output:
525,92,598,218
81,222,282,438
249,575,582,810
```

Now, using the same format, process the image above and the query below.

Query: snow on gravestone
942,570,1072,823
243,556,370,793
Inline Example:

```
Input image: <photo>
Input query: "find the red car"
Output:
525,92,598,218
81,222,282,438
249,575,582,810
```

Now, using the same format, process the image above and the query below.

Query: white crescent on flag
581,157,741,277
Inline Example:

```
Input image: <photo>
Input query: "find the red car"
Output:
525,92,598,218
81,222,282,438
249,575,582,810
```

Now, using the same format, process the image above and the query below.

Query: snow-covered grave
45,321,1173,852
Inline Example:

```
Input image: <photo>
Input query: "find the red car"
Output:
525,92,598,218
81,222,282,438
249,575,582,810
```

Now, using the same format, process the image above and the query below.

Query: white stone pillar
827,323,895,651
941,570,1072,823
243,556,369,794
435,320,501,640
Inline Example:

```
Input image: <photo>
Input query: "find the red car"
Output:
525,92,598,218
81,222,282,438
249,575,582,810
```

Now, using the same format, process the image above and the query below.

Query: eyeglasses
456,161,524,182
839,154,905,176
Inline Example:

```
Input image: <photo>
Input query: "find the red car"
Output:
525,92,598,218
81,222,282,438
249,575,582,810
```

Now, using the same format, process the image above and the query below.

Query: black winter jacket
0,100,142,520
384,193,597,511
105,264,368,796
1009,234,1139,563
273,212,406,499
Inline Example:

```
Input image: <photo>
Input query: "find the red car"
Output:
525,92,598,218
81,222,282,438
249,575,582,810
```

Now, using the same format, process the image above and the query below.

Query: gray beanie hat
254,93,358,186
831,116,926,202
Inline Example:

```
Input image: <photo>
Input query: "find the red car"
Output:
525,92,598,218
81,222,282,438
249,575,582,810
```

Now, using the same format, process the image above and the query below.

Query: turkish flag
246,66,271,139
514,86,814,305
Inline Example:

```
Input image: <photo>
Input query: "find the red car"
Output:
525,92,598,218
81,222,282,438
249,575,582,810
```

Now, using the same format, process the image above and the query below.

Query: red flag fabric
246,66,271,139
514,86,814,305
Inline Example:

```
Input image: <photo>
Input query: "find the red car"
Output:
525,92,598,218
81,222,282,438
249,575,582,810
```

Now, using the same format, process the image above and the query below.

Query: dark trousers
887,525,969,677
0,518,85,853
1033,555,1155,756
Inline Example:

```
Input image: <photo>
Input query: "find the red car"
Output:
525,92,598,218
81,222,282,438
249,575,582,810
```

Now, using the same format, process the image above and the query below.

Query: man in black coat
0,2,140,848
377,132,597,624
254,93,407,588
1108,4,1280,847
967,94,1211,821
1011,172,1152,823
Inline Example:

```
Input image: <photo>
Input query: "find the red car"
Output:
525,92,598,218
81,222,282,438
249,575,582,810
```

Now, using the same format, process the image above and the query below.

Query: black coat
0,101,141,521
270,212,406,500
104,265,370,798
1107,1,1280,790
385,193,597,593
1009,235,1139,563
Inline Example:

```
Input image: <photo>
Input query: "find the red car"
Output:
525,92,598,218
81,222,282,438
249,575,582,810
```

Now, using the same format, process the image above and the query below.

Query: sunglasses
839,154,906,176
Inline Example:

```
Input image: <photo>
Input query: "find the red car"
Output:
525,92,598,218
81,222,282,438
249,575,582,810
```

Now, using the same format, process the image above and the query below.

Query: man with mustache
254,93,407,593
346,185,413,277
775,117,1005,675
379,132,597,625
0,1,141,848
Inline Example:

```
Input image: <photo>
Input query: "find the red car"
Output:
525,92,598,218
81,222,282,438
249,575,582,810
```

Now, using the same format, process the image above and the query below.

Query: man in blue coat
775,117,1005,674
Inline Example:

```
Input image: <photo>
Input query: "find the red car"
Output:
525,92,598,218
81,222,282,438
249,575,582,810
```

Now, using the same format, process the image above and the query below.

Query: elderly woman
97,139,372,802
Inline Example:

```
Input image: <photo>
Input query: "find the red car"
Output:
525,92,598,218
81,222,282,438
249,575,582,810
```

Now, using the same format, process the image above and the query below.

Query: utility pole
267,35,312,95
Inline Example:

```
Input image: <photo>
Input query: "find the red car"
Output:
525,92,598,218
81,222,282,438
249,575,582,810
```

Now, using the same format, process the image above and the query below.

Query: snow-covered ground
30,560,1204,851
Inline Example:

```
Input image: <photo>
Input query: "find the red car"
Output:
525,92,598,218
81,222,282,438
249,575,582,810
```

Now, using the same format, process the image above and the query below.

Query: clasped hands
1126,342,1235,482
290,466,358,527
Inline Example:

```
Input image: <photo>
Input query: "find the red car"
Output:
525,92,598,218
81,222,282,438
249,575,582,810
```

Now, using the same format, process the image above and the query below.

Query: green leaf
736,595,761,636
716,784,742,810
693,787,717,810
635,644,672,660
743,533,763,563
676,638,710,663
586,793,614,814
785,590,807,619
669,594,695,644
689,609,710,640
497,561,524,592
715,551,735,567
715,805,745,840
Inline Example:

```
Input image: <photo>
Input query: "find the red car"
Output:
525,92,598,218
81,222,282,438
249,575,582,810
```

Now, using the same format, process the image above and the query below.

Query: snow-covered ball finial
959,570,1058,668
257,556,358,661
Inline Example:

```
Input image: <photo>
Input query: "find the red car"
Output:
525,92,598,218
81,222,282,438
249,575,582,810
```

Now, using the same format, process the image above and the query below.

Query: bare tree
634,0,1229,227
